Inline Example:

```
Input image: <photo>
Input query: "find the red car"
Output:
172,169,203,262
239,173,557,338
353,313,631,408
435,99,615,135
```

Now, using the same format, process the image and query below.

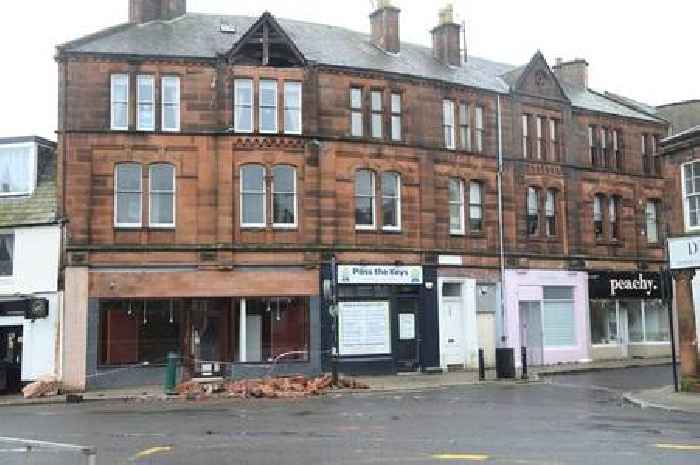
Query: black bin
495,348,515,379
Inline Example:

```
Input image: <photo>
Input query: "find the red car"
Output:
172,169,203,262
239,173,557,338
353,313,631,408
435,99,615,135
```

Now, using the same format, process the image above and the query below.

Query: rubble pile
22,375,61,399
175,375,369,400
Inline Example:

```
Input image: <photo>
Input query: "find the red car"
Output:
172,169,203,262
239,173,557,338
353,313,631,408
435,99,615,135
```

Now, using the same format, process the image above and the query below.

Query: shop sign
338,301,391,355
337,265,423,285
588,271,663,300
668,236,700,270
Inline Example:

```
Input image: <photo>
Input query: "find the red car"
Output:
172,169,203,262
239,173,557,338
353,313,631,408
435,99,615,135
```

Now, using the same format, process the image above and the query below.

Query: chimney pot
370,1,401,54
431,3,461,67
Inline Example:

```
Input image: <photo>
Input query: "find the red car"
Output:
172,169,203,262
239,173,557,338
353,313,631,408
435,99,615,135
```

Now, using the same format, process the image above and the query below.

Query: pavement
0,369,698,465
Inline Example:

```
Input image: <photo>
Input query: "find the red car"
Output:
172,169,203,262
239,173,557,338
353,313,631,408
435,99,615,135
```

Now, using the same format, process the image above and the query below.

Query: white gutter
497,95,507,345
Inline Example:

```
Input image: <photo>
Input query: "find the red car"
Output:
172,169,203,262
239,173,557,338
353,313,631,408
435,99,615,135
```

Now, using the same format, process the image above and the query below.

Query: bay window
111,74,129,131
240,164,266,227
137,75,155,131
161,76,180,132
149,164,176,227
683,162,700,231
443,100,455,149
0,142,35,196
284,82,302,134
114,163,142,227
449,178,465,235
259,80,278,133
234,79,254,133
355,169,375,229
272,165,297,227
468,181,483,232
381,172,401,230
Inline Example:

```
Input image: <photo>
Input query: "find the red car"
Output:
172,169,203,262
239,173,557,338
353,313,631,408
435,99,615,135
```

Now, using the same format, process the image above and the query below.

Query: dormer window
0,142,36,196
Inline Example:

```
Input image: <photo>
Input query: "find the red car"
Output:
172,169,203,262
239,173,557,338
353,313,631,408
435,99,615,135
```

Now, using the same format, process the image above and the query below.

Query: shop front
504,269,590,366
588,271,671,360
328,264,438,375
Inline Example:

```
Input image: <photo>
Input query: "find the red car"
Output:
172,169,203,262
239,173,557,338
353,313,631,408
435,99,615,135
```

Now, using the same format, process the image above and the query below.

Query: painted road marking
133,445,173,460
432,453,490,461
656,443,700,451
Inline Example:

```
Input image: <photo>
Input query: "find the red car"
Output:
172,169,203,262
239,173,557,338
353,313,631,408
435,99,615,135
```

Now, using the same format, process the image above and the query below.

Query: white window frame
545,189,556,237
645,200,659,244
114,163,142,228
272,165,298,229
381,172,401,232
137,75,155,131
371,90,384,139
234,79,254,134
474,106,484,153
240,164,267,228
161,76,181,132
682,161,700,232
549,119,558,160
522,114,529,158
284,81,303,135
355,170,376,230
259,79,278,134
148,164,176,228
536,116,545,160
449,177,465,235
443,100,456,150
0,142,37,197
391,93,402,142
351,88,363,137
459,103,471,151
110,74,129,131
468,181,483,232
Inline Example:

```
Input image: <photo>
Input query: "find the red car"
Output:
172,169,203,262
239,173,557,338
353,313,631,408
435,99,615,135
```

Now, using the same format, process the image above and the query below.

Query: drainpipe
497,94,507,346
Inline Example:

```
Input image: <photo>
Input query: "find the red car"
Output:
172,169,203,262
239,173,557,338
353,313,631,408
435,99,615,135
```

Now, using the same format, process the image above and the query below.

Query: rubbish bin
495,348,515,379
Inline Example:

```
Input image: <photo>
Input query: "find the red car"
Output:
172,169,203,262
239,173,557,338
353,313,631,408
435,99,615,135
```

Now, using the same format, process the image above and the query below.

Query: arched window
241,164,266,227
355,169,375,229
381,172,401,230
449,178,464,235
114,163,142,227
272,165,297,227
149,164,176,227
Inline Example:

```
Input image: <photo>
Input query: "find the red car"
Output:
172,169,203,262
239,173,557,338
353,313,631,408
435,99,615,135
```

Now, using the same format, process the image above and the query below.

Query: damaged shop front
65,267,322,390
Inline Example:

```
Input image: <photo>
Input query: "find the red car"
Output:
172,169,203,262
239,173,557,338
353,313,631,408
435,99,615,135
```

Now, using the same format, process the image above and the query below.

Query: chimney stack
431,4,462,67
552,57,589,89
129,0,186,24
370,0,401,54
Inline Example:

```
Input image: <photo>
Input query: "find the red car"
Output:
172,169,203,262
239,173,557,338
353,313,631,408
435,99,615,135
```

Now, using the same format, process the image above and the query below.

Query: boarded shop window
161,76,181,132
149,164,176,227
381,172,401,230
137,75,155,131
272,165,297,227
355,169,375,229
259,80,278,133
284,82,302,135
0,234,14,276
240,164,266,227
542,286,575,347
114,163,142,227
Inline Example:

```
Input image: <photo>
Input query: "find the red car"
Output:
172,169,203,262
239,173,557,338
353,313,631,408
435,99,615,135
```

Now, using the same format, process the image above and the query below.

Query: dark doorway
394,299,418,373
0,326,23,394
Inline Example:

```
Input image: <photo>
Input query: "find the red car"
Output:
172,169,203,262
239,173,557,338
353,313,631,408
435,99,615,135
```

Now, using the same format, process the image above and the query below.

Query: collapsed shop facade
57,2,670,389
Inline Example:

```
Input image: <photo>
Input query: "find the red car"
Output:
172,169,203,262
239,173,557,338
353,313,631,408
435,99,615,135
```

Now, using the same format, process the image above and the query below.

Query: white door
246,315,262,362
442,297,465,366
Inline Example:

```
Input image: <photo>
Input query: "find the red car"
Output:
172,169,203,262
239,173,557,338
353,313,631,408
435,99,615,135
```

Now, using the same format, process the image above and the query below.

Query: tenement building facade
57,0,670,389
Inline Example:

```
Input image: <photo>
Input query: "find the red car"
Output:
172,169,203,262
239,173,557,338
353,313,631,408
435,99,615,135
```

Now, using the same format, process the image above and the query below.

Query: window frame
443,99,456,150
0,232,15,278
522,114,530,159
114,163,143,229
545,189,557,237
234,78,254,134
283,81,303,135
589,125,598,167
682,161,700,232
272,165,298,229
0,141,37,197
593,194,605,241
609,196,620,241
240,164,267,228
474,106,485,153
136,75,155,132
110,74,129,131
148,163,176,228
468,180,484,233
259,79,278,134
381,172,402,232
600,127,608,169
161,75,181,132
536,116,545,160
549,119,559,162
370,90,384,139
645,199,660,244
526,187,540,237
390,92,402,142
350,87,364,137
449,177,465,235
459,103,471,151
612,129,622,171
355,169,376,230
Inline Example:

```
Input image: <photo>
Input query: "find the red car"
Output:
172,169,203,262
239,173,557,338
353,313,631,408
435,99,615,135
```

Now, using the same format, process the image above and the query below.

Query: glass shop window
625,299,670,343
590,300,618,345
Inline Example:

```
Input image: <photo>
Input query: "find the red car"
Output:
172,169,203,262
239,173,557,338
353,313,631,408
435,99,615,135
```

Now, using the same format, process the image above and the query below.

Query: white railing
0,436,96,465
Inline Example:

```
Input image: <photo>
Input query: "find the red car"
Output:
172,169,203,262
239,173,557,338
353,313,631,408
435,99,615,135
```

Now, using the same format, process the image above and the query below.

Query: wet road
0,367,698,465
546,364,675,392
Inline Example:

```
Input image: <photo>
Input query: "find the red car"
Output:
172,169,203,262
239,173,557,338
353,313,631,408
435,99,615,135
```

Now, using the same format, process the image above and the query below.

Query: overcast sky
0,0,696,140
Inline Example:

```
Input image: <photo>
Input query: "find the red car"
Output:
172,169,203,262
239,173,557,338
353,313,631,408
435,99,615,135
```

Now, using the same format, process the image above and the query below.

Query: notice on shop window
338,301,391,355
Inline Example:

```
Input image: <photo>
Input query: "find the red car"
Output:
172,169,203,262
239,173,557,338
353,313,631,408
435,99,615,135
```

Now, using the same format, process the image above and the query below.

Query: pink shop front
504,270,591,366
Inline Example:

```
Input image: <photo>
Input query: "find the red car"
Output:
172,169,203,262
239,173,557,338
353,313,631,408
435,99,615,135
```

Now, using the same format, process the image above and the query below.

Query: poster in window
399,313,415,340
338,301,391,355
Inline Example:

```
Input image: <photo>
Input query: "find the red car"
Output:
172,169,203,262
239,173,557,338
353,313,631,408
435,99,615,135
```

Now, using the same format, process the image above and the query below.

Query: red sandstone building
58,0,671,390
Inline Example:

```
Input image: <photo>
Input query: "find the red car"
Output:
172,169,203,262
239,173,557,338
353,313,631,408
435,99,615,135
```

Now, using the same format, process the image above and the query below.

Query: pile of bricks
175,375,369,400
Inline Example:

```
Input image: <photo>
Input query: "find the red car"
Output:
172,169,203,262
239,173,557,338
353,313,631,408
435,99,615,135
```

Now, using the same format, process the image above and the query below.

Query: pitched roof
59,12,664,123
0,138,59,228
661,124,700,145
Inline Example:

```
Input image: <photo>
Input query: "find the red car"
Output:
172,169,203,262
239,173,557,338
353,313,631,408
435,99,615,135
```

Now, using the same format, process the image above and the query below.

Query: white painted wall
0,224,62,381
